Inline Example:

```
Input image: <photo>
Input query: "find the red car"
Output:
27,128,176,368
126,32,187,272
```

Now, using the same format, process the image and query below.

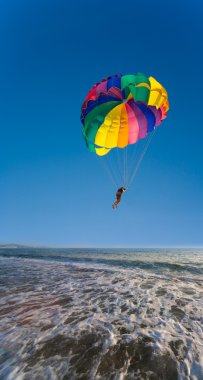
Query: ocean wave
0,248,203,276
0,256,203,379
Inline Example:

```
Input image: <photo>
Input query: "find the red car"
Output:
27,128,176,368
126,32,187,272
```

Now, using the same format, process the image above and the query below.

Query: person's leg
116,195,121,204
112,194,121,209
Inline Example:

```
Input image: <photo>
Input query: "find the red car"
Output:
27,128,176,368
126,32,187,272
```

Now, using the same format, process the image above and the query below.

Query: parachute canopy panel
81,73,169,156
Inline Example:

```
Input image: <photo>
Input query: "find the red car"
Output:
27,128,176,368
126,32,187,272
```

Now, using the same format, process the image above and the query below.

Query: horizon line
0,243,203,249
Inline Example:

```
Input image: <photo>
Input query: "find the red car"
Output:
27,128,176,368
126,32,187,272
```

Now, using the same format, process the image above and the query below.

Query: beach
0,248,203,380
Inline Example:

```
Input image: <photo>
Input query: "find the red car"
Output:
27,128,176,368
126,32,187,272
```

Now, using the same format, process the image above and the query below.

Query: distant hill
0,244,35,249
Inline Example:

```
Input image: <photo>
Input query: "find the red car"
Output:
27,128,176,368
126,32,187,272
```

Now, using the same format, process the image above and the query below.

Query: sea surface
0,248,203,380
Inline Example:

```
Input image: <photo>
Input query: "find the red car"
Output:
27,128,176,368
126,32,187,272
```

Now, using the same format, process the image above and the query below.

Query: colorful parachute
81,73,169,187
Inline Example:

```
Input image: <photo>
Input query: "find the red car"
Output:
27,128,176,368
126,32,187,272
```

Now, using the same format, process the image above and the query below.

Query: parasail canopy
81,73,169,156
81,73,169,188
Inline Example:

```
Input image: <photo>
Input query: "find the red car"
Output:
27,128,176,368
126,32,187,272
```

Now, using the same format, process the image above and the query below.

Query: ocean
0,248,203,380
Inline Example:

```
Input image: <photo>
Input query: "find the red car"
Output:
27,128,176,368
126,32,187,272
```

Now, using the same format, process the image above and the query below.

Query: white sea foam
0,252,203,379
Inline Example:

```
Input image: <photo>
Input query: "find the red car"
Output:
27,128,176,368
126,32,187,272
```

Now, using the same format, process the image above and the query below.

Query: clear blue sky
1,0,203,247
